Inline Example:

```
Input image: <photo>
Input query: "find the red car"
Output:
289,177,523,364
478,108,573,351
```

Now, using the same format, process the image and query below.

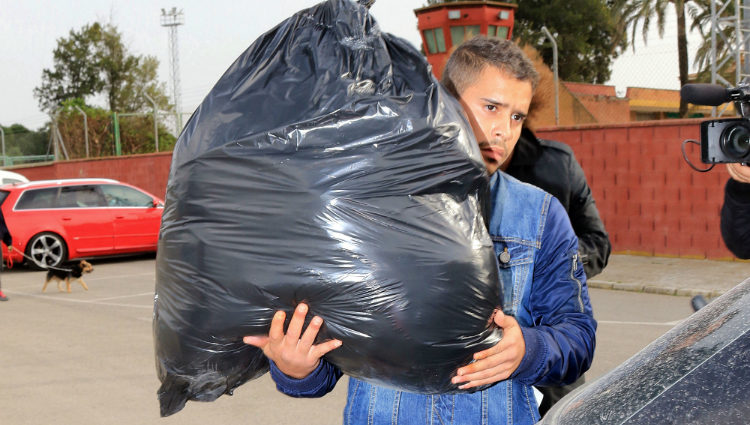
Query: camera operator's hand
727,163,750,184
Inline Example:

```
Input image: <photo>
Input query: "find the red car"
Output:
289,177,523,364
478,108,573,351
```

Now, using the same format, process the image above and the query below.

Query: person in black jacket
505,127,612,278
721,163,750,259
0,208,12,301
502,126,611,416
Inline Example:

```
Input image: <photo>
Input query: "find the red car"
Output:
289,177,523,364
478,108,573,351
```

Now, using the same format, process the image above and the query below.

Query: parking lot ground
0,255,346,425
0,254,747,424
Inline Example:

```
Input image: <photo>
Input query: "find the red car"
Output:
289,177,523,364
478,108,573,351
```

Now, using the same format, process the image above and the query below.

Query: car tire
26,232,68,270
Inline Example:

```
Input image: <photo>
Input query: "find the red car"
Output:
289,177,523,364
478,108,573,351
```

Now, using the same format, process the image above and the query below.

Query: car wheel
26,232,68,270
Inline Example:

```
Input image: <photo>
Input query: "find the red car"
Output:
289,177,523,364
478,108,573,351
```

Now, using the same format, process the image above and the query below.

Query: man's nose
490,117,510,141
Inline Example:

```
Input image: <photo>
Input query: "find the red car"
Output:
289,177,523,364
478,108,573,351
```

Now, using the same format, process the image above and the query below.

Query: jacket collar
508,127,543,168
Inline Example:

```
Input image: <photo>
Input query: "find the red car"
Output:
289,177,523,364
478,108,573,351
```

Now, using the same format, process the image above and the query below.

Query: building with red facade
414,1,517,79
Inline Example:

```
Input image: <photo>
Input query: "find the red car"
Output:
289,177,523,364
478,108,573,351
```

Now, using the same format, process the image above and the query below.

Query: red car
0,178,164,269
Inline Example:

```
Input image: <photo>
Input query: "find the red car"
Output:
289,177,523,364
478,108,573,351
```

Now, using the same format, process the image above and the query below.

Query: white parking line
86,301,152,308
598,319,683,326
86,272,155,281
3,272,155,290
3,291,152,309
89,292,154,302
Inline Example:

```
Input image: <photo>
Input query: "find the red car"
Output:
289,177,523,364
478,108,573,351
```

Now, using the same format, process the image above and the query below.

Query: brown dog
42,260,94,293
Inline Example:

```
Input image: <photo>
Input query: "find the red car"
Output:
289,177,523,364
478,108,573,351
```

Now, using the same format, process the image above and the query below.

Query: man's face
457,66,533,176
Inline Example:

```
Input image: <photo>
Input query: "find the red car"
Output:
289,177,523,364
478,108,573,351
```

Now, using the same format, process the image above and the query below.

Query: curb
587,280,726,299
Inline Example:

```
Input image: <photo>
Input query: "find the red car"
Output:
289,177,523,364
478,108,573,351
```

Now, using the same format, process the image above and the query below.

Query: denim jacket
269,171,597,424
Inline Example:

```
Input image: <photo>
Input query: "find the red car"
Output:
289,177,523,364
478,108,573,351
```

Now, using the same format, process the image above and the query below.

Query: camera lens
721,124,750,159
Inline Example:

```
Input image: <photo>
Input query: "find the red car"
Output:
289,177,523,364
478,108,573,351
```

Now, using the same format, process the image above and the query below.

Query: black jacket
720,178,750,259
505,128,611,278
0,209,11,248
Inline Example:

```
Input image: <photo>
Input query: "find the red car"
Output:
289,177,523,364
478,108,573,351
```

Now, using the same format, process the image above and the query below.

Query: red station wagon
0,178,164,269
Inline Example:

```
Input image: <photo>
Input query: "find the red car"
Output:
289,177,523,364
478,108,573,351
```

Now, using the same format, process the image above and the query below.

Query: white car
0,170,30,185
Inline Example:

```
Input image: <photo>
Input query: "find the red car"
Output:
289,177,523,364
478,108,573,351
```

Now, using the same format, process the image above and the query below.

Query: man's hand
243,303,342,379
7,246,12,252
727,163,750,184
451,311,525,389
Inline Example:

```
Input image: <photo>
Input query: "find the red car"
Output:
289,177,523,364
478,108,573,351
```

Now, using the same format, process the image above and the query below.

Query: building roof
413,1,517,13
627,86,720,114
575,95,631,123
563,82,617,97
626,87,681,113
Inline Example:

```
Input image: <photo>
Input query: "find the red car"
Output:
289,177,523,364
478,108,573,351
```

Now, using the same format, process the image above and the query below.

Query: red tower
413,1,518,79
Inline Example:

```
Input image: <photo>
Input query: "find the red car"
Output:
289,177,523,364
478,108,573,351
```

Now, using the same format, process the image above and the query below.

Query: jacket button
498,247,511,264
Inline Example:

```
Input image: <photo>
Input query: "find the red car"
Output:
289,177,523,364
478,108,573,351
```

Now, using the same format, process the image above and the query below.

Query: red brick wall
10,152,173,200
537,119,738,260
6,119,740,260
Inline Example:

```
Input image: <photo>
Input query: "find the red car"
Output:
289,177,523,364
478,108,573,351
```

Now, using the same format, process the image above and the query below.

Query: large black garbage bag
154,0,502,417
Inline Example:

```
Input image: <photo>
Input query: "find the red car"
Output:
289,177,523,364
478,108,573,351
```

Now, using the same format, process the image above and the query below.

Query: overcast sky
1,0,702,131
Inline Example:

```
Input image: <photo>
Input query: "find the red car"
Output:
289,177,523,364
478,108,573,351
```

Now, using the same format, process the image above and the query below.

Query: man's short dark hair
442,37,539,98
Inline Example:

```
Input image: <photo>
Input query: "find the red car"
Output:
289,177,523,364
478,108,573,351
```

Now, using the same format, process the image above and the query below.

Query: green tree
0,124,49,161
424,1,626,84
34,22,170,113
55,98,116,158
622,0,693,117
33,23,105,112
54,98,176,158
513,0,626,84
97,25,170,112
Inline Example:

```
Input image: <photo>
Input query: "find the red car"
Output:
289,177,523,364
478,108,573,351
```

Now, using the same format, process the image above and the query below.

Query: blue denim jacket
269,171,597,424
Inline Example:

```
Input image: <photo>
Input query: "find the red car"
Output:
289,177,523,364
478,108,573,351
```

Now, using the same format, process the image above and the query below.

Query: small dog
42,260,94,293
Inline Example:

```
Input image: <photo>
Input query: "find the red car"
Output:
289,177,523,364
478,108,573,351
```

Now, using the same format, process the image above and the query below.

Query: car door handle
116,216,125,219
62,217,72,221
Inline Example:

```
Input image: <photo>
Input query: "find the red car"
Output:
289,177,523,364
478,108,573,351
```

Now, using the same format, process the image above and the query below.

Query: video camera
681,82,750,165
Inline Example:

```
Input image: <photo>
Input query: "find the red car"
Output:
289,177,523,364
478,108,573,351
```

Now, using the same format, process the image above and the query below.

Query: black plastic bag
154,0,502,417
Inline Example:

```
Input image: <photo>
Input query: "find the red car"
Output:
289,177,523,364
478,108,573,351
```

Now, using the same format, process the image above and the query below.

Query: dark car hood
541,277,750,424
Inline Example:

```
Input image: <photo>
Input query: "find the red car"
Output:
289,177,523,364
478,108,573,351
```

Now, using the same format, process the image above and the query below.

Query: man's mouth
480,145,505,163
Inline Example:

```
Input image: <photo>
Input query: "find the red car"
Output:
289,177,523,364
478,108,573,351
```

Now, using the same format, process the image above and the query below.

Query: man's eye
512,114,525,121
486,105,497,112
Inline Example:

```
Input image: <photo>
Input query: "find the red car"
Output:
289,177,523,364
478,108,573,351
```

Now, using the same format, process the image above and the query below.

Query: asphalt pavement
0,253,747,425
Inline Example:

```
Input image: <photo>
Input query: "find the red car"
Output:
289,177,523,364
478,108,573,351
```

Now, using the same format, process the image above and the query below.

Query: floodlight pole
73,105,89,157
161,7,185,136
541,26,559,126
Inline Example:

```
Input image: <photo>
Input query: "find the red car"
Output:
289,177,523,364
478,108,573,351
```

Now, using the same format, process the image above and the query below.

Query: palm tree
623,0,691,117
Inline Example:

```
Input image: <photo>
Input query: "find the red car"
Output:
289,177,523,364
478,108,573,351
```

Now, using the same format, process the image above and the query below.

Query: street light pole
143,93,160,152
0,126,5,167
541,26,559,126
73,105,89,157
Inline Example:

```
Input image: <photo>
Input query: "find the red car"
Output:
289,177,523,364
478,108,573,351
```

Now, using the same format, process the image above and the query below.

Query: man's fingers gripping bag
154,0,502,416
